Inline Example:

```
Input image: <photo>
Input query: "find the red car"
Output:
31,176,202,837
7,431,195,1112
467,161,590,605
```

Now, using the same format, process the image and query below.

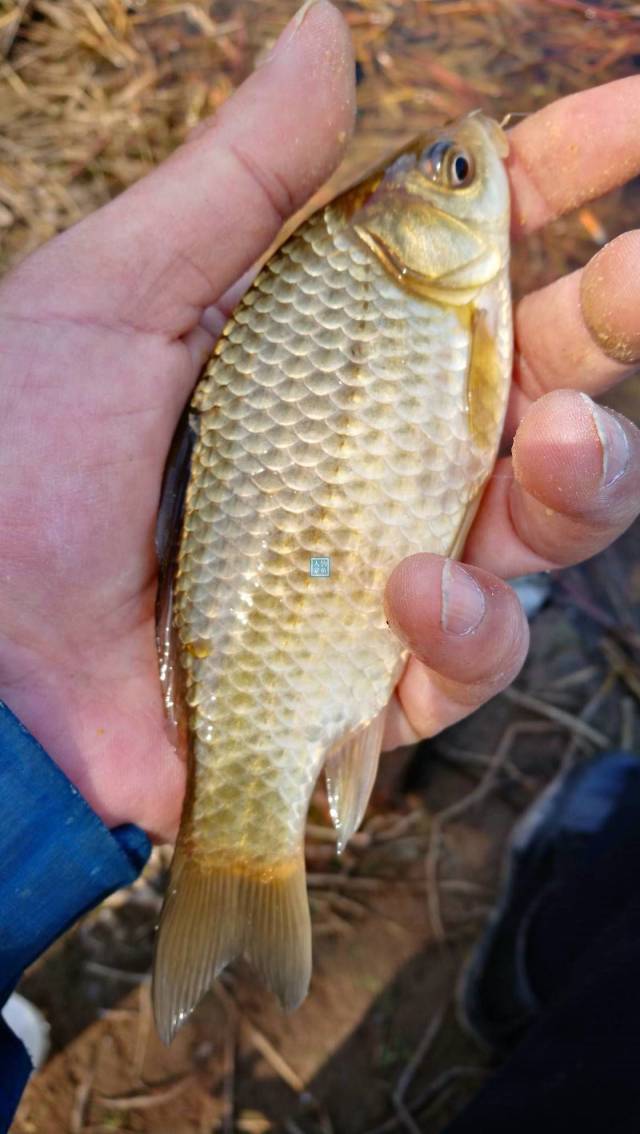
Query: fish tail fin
152,846,311,1044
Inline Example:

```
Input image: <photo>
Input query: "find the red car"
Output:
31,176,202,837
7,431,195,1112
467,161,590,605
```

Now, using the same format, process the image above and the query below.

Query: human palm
1,1,639,843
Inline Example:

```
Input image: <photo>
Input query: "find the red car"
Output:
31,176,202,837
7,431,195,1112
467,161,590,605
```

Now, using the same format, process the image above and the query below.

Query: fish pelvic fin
325,709,387,855
152,846,311,1044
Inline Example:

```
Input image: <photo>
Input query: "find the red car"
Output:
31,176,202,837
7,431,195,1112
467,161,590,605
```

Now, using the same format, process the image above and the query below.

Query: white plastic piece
2,992,50,1070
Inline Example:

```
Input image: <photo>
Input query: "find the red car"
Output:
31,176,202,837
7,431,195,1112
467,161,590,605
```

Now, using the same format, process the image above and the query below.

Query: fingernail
291,0,323,31
441,560,486,636
259,0,322,65
581,394,630,488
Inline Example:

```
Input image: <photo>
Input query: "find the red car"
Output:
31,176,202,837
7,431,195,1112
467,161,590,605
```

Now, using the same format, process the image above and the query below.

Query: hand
0,1,638,842
0,0,354,841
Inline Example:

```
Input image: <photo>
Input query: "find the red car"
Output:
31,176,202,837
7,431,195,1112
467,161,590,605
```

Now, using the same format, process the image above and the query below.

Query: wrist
0,700,151,999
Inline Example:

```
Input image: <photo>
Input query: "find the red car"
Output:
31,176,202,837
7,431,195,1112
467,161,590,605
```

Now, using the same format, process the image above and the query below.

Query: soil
4,1,640,1131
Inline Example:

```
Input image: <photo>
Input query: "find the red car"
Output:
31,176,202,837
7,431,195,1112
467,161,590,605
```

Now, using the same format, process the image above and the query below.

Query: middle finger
512,231,640,410
464,388,640,579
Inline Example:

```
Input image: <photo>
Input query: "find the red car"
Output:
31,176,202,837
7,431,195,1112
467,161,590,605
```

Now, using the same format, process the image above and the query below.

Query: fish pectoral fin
324,709,387,855
467,303,502,450
152,847,311,1044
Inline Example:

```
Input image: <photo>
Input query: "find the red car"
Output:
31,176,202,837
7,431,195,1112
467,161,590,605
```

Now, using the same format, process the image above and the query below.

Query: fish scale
153,112,512,1042
182,214,480,831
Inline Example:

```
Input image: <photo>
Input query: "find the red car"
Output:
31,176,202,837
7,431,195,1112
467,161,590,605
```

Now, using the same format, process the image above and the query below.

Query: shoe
458,750,640,1052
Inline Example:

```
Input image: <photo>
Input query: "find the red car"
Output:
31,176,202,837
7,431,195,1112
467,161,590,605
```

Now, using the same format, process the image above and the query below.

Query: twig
547,665,599,690
426,719,559,941
409,1065,486,1115
220,1022,236,1134
436,737,547,790
306,822,370,848
213,983,238,1134
369,811,423,843
558,673,616,771
243,1016,333,1129
503,687,611,747
602,638,640,702
363,1064,485,1134
439,880,492,896
133,981,152,1083
313,912,357,938
393,1003,446,1127
325,891,370,919
621,695,635,751
96,1075,195,1110
236,1113,272,1134
70,1060,96,1133
69,1034,117,1133
243,1021,307,1097
84,961,150,984
307,874,382,891
441,720,561,826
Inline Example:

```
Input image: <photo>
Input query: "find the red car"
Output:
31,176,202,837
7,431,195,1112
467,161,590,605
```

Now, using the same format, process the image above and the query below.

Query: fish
153,110,512,1043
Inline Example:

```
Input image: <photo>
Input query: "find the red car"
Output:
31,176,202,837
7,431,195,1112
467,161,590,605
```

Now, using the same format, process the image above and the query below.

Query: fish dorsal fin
324,710,387,854
155,407,199,749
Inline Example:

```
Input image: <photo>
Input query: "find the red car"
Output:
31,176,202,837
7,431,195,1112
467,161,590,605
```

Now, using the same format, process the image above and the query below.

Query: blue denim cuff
0,701,151,1131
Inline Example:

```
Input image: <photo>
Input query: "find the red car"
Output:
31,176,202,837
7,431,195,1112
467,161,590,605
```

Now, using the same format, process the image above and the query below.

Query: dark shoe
459,750,640,1052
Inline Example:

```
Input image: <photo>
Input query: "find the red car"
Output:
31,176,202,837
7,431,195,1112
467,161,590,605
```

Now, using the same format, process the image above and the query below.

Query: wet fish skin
153,111,512,1042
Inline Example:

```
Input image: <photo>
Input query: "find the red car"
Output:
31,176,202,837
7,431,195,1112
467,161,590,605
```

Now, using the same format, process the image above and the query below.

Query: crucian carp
153,110,512,1043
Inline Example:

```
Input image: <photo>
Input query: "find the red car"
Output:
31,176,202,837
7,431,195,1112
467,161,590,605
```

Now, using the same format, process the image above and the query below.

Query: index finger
507,76,640,237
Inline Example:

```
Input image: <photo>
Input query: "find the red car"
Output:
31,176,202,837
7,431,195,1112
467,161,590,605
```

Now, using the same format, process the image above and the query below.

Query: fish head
349,112,510,305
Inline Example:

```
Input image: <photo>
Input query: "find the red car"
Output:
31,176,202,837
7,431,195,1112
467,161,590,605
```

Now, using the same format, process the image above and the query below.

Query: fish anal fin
325,710,386,855
152,847,311,1044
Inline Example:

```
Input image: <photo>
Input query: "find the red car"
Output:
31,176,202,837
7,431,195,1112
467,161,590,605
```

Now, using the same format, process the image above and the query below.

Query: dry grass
1,0,639,275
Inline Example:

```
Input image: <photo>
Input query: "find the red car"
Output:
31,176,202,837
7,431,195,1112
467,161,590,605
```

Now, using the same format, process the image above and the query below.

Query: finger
512,232,639,406
507,75,640,237
464,389,640,578
183,266,257,368
383,555,528,748
3,0,355,339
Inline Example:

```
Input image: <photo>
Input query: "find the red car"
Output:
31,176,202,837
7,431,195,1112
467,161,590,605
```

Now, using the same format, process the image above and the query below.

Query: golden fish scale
175,203,512,871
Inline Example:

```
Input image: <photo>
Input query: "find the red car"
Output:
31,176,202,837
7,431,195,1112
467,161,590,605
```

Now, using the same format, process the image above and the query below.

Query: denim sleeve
0,702,151,1132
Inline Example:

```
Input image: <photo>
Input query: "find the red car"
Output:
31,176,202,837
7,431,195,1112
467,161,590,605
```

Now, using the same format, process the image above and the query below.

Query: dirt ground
13,514,640,1134
3,1,640,1132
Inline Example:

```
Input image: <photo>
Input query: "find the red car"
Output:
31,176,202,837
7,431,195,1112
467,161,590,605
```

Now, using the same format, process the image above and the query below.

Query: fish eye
447,148,475,188
419,141,475,189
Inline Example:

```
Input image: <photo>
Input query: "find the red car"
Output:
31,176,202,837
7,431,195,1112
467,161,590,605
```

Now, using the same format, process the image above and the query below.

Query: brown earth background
2,1,640,1131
